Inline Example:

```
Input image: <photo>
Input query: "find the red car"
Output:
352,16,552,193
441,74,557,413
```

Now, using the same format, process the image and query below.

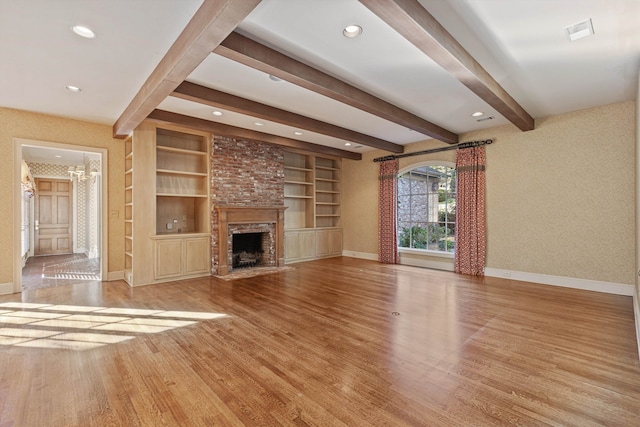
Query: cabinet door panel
185,237,210,275
316,229,342,257
155,239,182,279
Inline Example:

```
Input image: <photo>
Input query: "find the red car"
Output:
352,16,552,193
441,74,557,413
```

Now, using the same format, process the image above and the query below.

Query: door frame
13,138,109,293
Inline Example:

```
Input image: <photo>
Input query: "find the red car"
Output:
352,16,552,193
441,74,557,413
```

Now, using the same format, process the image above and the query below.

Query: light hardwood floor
1,257,638,426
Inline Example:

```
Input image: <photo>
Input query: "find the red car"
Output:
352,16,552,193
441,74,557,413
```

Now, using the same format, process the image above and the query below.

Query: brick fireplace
215,206,286,275
210,135,285,275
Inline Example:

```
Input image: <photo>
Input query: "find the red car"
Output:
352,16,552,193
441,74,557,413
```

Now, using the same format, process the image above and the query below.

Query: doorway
14,139,108,292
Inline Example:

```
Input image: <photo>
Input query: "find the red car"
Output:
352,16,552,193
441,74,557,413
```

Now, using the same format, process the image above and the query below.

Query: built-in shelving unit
124,121,211,286
283,150,342,263
124,136,133,284
155,128,209,235
284,151,314,229
314,157,341,228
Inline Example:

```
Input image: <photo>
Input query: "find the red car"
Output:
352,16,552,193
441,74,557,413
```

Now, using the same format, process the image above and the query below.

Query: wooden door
34,178,72,255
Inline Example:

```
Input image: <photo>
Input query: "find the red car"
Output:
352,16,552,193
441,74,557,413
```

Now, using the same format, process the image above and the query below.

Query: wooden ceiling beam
358,0,534,132
112,0,262,138
172,81,404,153
215,32,458,145
147,110,362,160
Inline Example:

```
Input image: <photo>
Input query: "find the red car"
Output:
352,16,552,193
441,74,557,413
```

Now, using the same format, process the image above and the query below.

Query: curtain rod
372,139,493,163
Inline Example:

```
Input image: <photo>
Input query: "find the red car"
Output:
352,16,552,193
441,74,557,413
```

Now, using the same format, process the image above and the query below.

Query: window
397,163,456,253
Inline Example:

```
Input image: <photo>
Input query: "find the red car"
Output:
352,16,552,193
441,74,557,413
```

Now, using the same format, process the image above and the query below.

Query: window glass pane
398,222,412,248
397,165,456,254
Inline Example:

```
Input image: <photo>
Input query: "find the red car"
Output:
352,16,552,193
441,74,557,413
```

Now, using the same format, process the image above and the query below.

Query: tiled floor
22,254,101,291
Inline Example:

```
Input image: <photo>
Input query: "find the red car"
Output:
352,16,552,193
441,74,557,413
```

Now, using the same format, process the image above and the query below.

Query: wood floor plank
1,257,639,426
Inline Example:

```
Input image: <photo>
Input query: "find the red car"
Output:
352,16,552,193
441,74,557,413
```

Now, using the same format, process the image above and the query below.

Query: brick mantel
215,205,286,275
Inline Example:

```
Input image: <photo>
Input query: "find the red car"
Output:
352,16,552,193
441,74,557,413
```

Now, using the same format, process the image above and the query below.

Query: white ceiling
22,145,100,165
1,0,638,156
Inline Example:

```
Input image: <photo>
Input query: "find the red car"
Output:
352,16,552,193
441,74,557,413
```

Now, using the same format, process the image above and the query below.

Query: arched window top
397,163,456,255
398,160,455,176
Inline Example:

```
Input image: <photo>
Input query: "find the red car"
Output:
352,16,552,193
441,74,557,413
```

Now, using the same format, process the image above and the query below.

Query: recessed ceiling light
343,25,362,38
268,75,281,82
72,25,96,39
294,131,303,136
565,19,594,42
254,122,264,126
55,155,62,158
345,142,352,146
65,85,82,93
471,111,484,117
212,111,223,116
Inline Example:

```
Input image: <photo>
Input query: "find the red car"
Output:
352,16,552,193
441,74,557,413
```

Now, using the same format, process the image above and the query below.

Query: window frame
397,161,456,258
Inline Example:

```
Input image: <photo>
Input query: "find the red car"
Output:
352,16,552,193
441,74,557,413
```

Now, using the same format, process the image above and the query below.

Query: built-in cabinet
124,121,211,286
284,150,342,263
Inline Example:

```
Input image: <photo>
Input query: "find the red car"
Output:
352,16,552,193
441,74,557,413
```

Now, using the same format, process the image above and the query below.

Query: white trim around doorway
12,138,109,294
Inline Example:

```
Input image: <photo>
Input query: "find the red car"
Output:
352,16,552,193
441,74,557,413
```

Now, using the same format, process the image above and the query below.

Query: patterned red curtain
378,159,399,264
454,146,486,276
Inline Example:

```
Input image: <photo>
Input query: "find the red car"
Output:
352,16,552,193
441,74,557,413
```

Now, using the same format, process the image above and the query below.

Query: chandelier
68,165,99,182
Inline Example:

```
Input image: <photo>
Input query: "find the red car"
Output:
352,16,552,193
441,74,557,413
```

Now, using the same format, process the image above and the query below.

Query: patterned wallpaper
87,160,100,258
341,101,635,285
28,162,68,177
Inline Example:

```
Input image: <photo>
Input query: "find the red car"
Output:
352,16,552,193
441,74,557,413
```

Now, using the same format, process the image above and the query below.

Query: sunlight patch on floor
0,302,227,351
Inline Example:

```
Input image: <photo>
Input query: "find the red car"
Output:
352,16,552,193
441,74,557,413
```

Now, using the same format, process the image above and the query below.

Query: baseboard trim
106,271,124,281
399,256,454,271
342,251,455,271
342,251,378,261
484,268,633,296
0,282,16,295
341,252,632,296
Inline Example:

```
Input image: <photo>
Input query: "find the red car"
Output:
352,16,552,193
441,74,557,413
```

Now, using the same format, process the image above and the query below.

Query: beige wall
343,101,635,285
0,108,125,287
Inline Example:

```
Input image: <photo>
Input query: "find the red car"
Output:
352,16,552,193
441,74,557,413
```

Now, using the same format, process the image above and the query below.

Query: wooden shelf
315,165,339,171
157,168,208,177
315,178,339,183
156,145,207,156
316,202,339,206
285,195,313,199
284,166,313,172
156,193,208,198
315,190,340,194
285,180,313,185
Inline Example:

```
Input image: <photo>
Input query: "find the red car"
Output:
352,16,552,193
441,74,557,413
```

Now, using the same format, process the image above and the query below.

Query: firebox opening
232,232,264,269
